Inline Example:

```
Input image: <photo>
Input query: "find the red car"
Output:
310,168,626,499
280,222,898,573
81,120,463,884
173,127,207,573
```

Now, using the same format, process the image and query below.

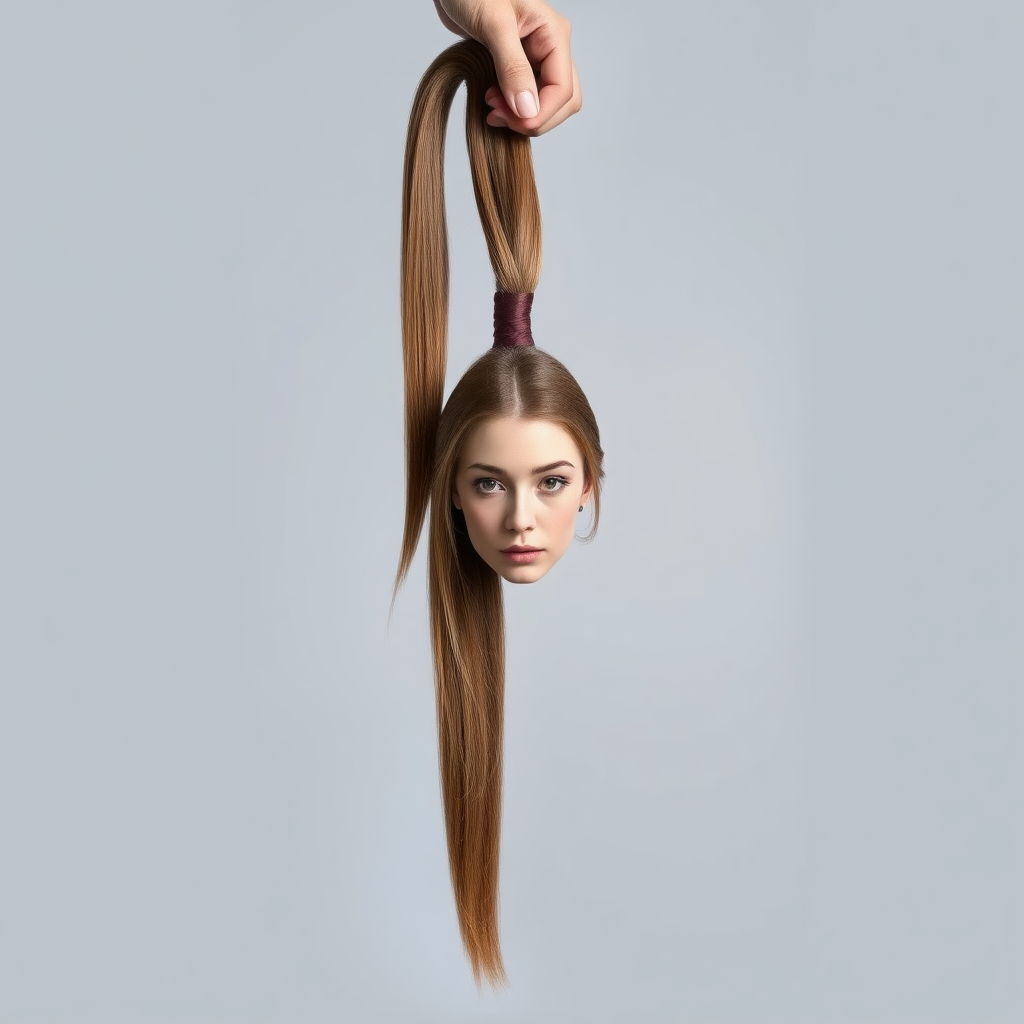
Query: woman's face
452,416,592,584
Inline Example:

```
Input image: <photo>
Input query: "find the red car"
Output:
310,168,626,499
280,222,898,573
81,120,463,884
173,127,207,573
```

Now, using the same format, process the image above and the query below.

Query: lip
502,548,543,565
501,546,542,553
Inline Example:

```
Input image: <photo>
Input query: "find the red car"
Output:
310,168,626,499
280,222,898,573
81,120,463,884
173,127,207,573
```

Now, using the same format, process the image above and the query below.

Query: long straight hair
394,40,604,990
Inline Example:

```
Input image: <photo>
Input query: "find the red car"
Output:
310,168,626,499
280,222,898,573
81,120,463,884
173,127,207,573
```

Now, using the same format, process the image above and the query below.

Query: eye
541,476,570,493
473,477,503,494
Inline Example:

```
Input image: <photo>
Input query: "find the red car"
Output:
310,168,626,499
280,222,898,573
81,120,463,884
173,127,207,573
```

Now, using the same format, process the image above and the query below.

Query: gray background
1,1,1020,1022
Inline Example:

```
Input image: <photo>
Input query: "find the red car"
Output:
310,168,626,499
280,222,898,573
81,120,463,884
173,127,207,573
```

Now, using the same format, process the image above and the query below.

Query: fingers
477,8,545,120
523,15,575,126
485,62,581,137
435,0,582,137
474,5,580,136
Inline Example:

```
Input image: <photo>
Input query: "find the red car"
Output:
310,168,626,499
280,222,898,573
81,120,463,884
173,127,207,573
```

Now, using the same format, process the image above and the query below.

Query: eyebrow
467,460,576,476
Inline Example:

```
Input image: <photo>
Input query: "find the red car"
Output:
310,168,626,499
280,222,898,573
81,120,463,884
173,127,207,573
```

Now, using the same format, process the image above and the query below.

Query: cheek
463,502,498,535
549,502,578,537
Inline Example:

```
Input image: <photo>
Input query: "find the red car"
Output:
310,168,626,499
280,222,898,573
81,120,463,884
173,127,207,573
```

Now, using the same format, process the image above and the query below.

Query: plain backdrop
1,2,1021,1022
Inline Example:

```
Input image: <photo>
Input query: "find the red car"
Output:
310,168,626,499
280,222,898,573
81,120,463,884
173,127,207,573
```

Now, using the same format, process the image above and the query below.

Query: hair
392,40,605,990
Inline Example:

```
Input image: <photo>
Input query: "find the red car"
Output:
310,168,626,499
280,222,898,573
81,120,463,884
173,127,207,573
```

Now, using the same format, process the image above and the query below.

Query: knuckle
498,58,532,83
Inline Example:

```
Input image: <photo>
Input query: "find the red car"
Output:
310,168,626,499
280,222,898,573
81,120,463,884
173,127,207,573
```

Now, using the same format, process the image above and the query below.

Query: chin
492,558,559,584
499,569,547,585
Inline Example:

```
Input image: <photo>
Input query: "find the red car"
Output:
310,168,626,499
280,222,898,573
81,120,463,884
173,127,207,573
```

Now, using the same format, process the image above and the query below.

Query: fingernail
489,115,508,128
515,91,538,118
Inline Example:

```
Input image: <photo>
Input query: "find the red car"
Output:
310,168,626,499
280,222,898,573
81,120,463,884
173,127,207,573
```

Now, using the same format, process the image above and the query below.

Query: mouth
502,547,543,565
501,546,542,553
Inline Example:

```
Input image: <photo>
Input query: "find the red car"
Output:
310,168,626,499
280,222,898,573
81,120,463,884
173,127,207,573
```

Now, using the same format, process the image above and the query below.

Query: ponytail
393,40,545,989
395,40,542,598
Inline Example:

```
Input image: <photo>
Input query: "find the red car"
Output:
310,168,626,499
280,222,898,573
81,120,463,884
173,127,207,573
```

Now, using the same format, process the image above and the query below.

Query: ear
451,486,462,511
580,474,593,509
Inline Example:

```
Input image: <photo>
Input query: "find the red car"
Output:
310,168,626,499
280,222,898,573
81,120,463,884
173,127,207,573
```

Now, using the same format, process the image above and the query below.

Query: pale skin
433,0,582,136
452,416,592,583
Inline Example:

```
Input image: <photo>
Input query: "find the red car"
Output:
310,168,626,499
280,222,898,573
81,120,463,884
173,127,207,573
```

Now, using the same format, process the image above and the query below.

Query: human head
452,416,590,583
430,345,604,584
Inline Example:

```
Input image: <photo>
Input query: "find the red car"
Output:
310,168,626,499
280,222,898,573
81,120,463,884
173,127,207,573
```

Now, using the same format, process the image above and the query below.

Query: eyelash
472,476,571,495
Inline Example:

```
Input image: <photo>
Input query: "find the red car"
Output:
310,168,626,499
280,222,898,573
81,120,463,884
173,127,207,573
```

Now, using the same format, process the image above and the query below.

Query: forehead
459,417,581,469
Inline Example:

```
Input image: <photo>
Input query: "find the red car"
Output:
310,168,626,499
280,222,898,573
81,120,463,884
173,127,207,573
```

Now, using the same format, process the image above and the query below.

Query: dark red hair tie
492,291,535,348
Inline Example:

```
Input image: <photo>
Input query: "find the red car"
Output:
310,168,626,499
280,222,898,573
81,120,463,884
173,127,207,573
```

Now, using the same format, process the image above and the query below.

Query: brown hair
392,40,605,989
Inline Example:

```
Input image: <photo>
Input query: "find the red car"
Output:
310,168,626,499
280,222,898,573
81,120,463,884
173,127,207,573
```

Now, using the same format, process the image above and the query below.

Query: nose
505,486,536,534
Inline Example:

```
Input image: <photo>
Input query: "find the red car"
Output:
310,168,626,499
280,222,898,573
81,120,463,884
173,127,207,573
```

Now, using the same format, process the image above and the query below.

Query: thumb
477,14,539,119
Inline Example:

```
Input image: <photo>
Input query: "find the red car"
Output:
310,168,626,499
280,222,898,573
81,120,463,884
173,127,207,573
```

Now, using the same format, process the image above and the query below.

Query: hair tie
492,291,535,348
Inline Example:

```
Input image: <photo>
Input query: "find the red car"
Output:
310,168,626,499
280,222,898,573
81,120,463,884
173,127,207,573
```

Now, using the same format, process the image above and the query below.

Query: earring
578,505,583,512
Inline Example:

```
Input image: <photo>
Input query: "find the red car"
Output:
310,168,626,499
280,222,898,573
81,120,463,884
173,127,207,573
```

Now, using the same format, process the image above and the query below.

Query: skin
433,0,582,136
452,416,592,584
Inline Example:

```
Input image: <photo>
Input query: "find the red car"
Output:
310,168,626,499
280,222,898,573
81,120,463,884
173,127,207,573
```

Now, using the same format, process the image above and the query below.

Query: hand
433,0,582,136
